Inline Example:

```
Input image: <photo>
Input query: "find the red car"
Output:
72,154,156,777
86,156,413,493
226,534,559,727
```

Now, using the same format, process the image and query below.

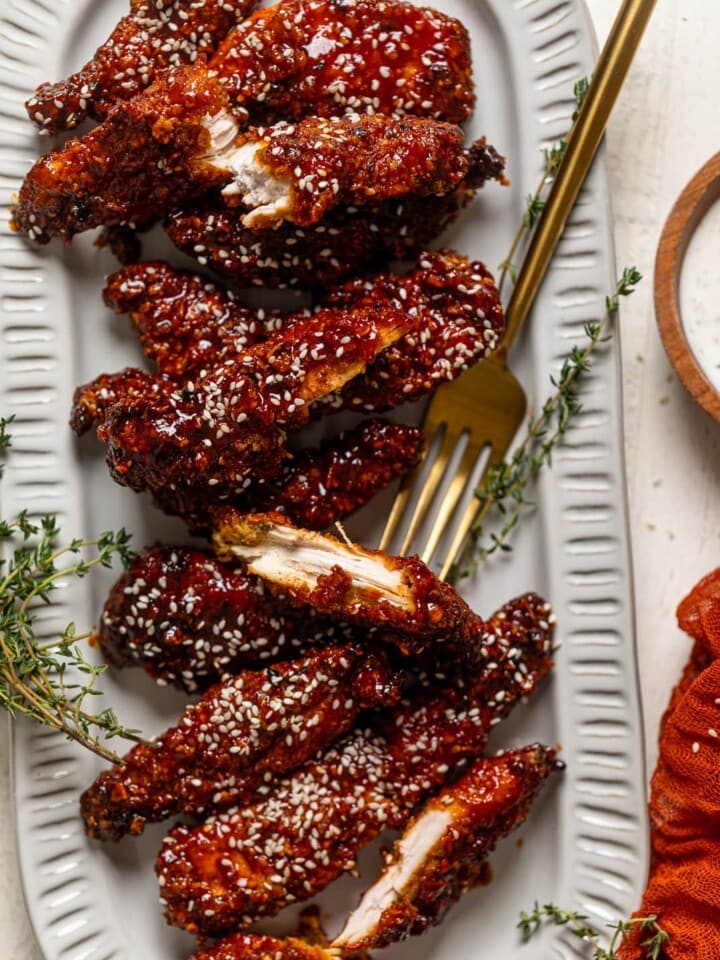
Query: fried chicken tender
81,644,399,841
214,114,470,229
335,746,561,952
157,593,555,934
13,0,474,243
166,139,506,289
95,252,503,412
98,547,349,692
16,66,241,242
318,249,504,413
14,107,471,242
214,510,483,660
214,0,474,125
193,747,559,958
72,368,422,526
103,261,279,378
96,306,413,517
25,0,258,134
251,419,424,529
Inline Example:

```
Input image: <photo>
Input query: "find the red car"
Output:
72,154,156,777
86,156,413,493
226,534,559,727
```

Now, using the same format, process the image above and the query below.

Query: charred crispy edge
95,225,142,264
465,137,508,188
69,368,168,437
102,259,230,315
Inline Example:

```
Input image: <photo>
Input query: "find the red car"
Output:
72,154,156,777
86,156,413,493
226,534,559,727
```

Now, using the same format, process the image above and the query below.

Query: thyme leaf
456,268,641,577
0,417,144,763
518,902,670,959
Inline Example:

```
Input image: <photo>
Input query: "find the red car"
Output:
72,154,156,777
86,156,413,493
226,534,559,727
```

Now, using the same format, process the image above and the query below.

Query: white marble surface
2,1,720,955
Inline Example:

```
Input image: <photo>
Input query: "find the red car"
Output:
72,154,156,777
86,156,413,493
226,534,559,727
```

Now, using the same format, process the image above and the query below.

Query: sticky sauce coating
156,593,555,934
25,0,257,133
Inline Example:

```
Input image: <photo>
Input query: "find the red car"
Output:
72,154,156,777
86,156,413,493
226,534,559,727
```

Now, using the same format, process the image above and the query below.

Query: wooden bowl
655,151,720,422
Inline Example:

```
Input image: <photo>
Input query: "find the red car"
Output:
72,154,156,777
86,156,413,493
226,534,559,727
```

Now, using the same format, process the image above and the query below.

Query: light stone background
1,1,719,955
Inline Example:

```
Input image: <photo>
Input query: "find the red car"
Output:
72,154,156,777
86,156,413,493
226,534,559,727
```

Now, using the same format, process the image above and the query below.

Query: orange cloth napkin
618,570,720,959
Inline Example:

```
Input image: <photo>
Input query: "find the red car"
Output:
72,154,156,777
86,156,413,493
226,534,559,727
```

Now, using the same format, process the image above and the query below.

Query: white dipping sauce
680,197,720,392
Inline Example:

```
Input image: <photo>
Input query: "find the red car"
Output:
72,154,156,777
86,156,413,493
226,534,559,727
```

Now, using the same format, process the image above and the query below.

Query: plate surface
0,0,648,957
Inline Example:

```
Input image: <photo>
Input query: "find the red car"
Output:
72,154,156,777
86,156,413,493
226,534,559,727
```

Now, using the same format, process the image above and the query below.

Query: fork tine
377,443,430,552
437,449,499,581
419,438,487,567
398,427,459,556
378,356,526,576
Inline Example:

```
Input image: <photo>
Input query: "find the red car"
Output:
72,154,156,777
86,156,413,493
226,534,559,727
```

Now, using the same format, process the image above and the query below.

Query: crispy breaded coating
25,0,258,134
157,593,555,934
318,249,504,413
335,746,561,951
165,139,506,289
70,368,170,437
13,66,232,242
102,262,273,378
13,0,474,242
215,0,473,125
253,419,423,529
190,935,333,960
218,114,470,229
81,644,399,841
97,547,348,692
213,510,482,660
94,306,412,515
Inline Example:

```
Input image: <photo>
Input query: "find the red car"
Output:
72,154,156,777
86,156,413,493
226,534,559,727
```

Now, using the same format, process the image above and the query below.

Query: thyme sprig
0,416,146,763
458,267,641,575
498,76,590,297
518,902,670,959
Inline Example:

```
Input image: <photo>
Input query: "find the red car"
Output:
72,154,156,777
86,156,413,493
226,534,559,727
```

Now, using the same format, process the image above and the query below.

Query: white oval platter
0,0,648,957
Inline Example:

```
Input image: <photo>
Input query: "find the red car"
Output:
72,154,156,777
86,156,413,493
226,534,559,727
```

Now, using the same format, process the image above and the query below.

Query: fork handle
502,0,657,351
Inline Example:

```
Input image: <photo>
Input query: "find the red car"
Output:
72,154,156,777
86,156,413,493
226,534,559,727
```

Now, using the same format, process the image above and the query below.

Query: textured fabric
618,569,720,959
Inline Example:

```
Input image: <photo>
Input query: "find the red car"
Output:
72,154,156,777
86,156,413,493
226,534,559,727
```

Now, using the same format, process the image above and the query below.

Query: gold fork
379,0,657,580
